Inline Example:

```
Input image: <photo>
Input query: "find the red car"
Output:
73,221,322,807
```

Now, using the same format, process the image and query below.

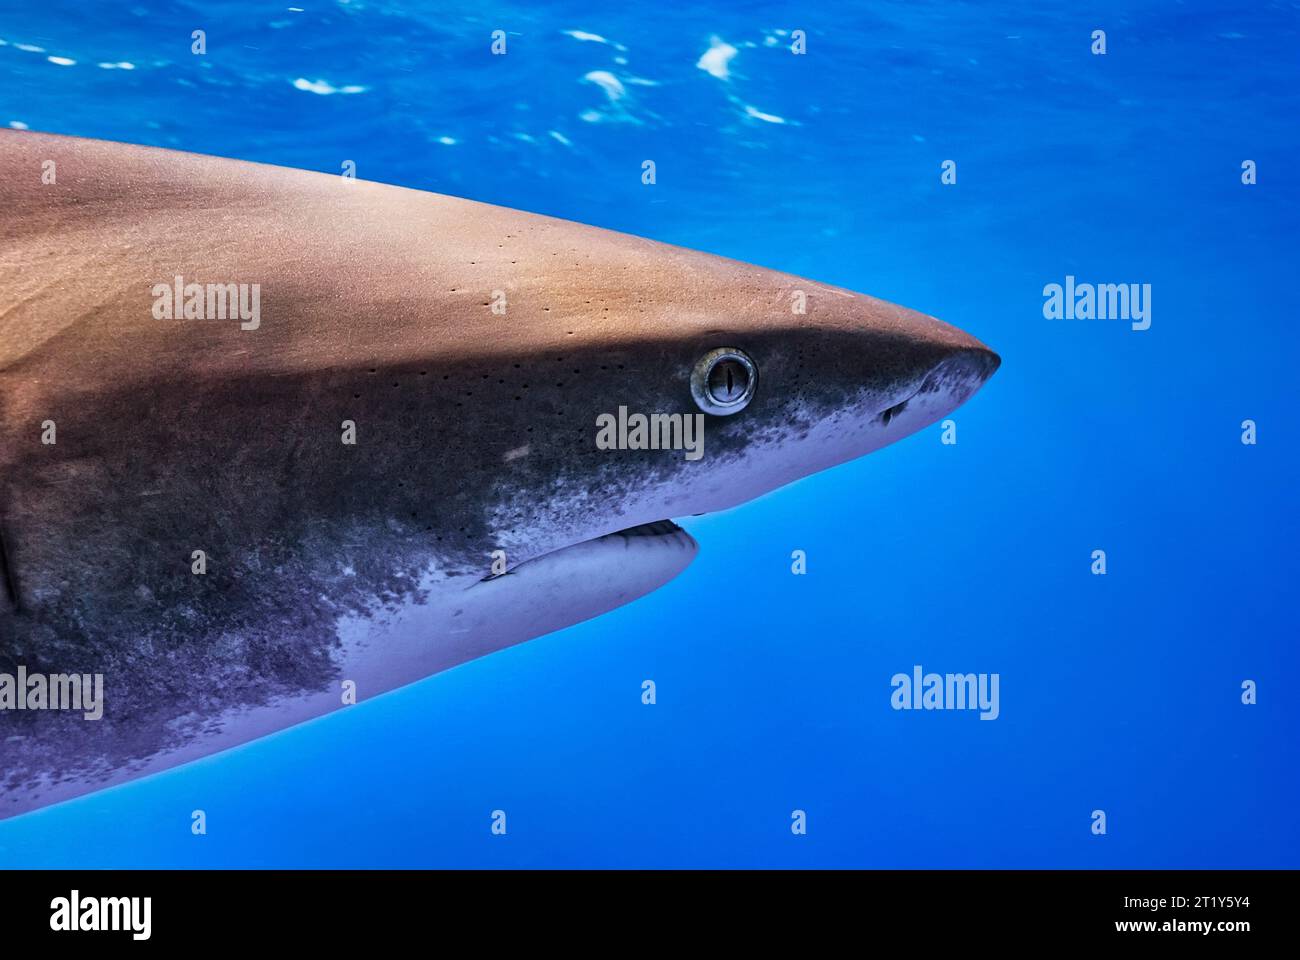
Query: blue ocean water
0,0,1296,867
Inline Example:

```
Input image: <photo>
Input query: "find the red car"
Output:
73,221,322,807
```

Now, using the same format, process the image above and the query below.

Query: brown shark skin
0,131,999,817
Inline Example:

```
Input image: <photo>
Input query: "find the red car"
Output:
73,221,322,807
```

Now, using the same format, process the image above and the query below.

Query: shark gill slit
0,516,18,612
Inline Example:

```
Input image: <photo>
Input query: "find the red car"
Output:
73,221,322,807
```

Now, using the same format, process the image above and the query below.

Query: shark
0,131,999,818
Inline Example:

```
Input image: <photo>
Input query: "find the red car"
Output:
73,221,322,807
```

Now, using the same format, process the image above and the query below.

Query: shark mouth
480,519,694,582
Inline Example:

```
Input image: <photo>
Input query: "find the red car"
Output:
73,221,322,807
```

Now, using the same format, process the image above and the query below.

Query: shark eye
691,348,757,415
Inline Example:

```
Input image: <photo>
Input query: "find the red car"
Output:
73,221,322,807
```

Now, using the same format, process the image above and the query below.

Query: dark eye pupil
708,359,748,402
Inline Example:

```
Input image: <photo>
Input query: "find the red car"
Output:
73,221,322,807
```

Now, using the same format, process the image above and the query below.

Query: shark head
480,231,1003,556
477,236,1000,558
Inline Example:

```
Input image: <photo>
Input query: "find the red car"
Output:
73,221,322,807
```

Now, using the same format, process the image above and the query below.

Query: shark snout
943,343,1001,386
908,311,1000,394
877,341,1000,428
